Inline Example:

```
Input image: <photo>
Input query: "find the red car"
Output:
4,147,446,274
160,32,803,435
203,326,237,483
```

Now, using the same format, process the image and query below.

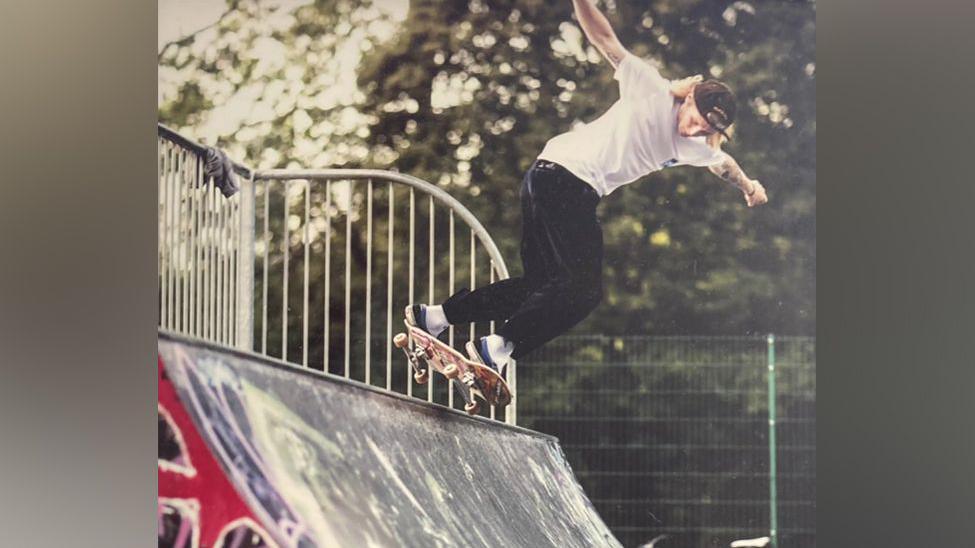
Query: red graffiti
158,356,275,547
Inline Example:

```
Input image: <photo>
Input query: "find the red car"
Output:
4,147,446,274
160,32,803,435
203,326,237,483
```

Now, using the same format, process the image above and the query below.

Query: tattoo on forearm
713,158,748,188
606,49,623,66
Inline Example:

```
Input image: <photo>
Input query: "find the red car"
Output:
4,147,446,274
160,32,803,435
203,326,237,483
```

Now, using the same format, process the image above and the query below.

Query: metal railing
157,125,516,423
157,128,251,348
251,170,514,422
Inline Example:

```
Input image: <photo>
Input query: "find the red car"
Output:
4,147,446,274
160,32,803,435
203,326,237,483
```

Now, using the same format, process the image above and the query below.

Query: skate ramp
158,332,620,547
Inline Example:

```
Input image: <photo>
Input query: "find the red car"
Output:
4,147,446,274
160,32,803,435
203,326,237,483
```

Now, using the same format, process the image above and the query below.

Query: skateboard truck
393,333,431,384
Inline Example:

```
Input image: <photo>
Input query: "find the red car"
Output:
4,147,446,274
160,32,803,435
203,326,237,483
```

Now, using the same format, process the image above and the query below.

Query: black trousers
442,160,603,359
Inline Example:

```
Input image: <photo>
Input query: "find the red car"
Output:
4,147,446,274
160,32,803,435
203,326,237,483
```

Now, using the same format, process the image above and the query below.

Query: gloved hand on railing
203,146,240,198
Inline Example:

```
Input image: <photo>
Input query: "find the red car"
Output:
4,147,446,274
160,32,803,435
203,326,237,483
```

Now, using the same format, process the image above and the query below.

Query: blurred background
159,1,815,546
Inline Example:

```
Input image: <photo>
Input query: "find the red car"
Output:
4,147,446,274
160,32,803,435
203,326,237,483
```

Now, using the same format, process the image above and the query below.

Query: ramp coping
158,330,555,443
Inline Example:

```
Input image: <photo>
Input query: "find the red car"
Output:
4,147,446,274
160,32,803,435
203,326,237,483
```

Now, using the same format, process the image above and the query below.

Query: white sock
424,305,450,336
483,334,514,372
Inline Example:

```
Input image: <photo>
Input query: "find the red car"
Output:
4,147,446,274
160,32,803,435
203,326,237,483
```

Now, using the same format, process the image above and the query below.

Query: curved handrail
254,168,510,280
156,122,505,278
158,123,252,178
158,124,515,423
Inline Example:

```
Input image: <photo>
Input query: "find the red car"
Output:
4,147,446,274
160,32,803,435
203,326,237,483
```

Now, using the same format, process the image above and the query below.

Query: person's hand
669,74,703,97
744,180,768,207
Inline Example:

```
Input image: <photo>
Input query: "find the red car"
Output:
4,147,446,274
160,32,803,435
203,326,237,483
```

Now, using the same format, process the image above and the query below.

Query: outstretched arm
572,0,628,68
708,152,769,207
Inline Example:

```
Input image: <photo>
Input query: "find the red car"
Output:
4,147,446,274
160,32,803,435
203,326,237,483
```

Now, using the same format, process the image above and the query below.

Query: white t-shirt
537,52,725,197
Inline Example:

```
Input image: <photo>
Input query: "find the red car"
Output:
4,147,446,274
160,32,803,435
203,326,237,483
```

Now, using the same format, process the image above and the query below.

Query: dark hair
693,80,737,138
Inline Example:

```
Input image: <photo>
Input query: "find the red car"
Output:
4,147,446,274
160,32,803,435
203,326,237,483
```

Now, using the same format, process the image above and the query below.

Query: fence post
236,174,256,352
767,333,778,548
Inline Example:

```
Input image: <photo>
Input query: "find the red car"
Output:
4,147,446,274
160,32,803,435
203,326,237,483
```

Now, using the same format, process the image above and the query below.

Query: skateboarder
408,0,768,377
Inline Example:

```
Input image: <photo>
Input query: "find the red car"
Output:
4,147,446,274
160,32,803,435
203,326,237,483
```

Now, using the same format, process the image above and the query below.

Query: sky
159,0,237,52
158,0,409,157
158,0,408,52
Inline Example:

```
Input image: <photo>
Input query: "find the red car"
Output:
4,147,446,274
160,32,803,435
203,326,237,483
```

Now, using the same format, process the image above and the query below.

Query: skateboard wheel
464,401,480,415
443,363,459,379
414,370,429,384
393,333,409,348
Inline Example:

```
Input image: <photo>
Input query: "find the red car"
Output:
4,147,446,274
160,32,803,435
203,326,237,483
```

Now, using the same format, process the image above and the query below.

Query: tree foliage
159,0,815,336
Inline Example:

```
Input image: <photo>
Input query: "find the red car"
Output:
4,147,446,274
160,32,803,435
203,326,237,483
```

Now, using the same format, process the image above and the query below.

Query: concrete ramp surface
158,333,620,547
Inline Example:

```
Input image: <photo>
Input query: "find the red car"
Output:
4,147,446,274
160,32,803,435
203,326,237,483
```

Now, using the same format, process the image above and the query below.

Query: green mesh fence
517,335,815,548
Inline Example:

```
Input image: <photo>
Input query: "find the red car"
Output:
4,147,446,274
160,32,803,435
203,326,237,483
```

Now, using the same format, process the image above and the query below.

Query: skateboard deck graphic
393,321,512,416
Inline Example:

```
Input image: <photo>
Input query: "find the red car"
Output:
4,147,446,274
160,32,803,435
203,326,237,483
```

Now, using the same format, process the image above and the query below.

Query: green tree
355,0,815,335
159,0,816,343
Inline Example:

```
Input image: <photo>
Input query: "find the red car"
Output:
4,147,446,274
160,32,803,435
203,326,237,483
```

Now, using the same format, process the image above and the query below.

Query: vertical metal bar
238,173,255,351
189,155,199,337
202,181,210,340
186,155,195,334
165,144,175,330
365,180,373,385
489,263,495,336
324,179,332,372
227,194,234,345
281,180,290,361
203,179,211,340
225,193,232,344
189,156,198,336
201,160,209,339
448,210,454,409
344,181,353,379
210,185,222,342
386,183,394,391
214,187,222,343
175,149,183,332
407,188,415,398
200,162,213,339
187,154,196,335
303,180,310,367
469,230,476,344
226,193,234,345
767,333,778,548
487,262,496,423
175,148,183,332
489,272,495,421
225,194,231,344
261,180,270,355
175,151,184,333
228,196,235,345
158,142,166,327
213,188,226,343
217,189,226,344
188,155,197,336
162,143,170,329
196,157,204,338
230,194,240,350
157,139,165,327
172,147,182,331
208,184,217,342
474,231,492,419
181,152,190,334
427,196,435,403
226,194,234,346
189,153,199,336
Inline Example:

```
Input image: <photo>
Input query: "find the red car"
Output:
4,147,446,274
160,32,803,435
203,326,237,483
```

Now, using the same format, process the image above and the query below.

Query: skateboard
393,321,512,416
